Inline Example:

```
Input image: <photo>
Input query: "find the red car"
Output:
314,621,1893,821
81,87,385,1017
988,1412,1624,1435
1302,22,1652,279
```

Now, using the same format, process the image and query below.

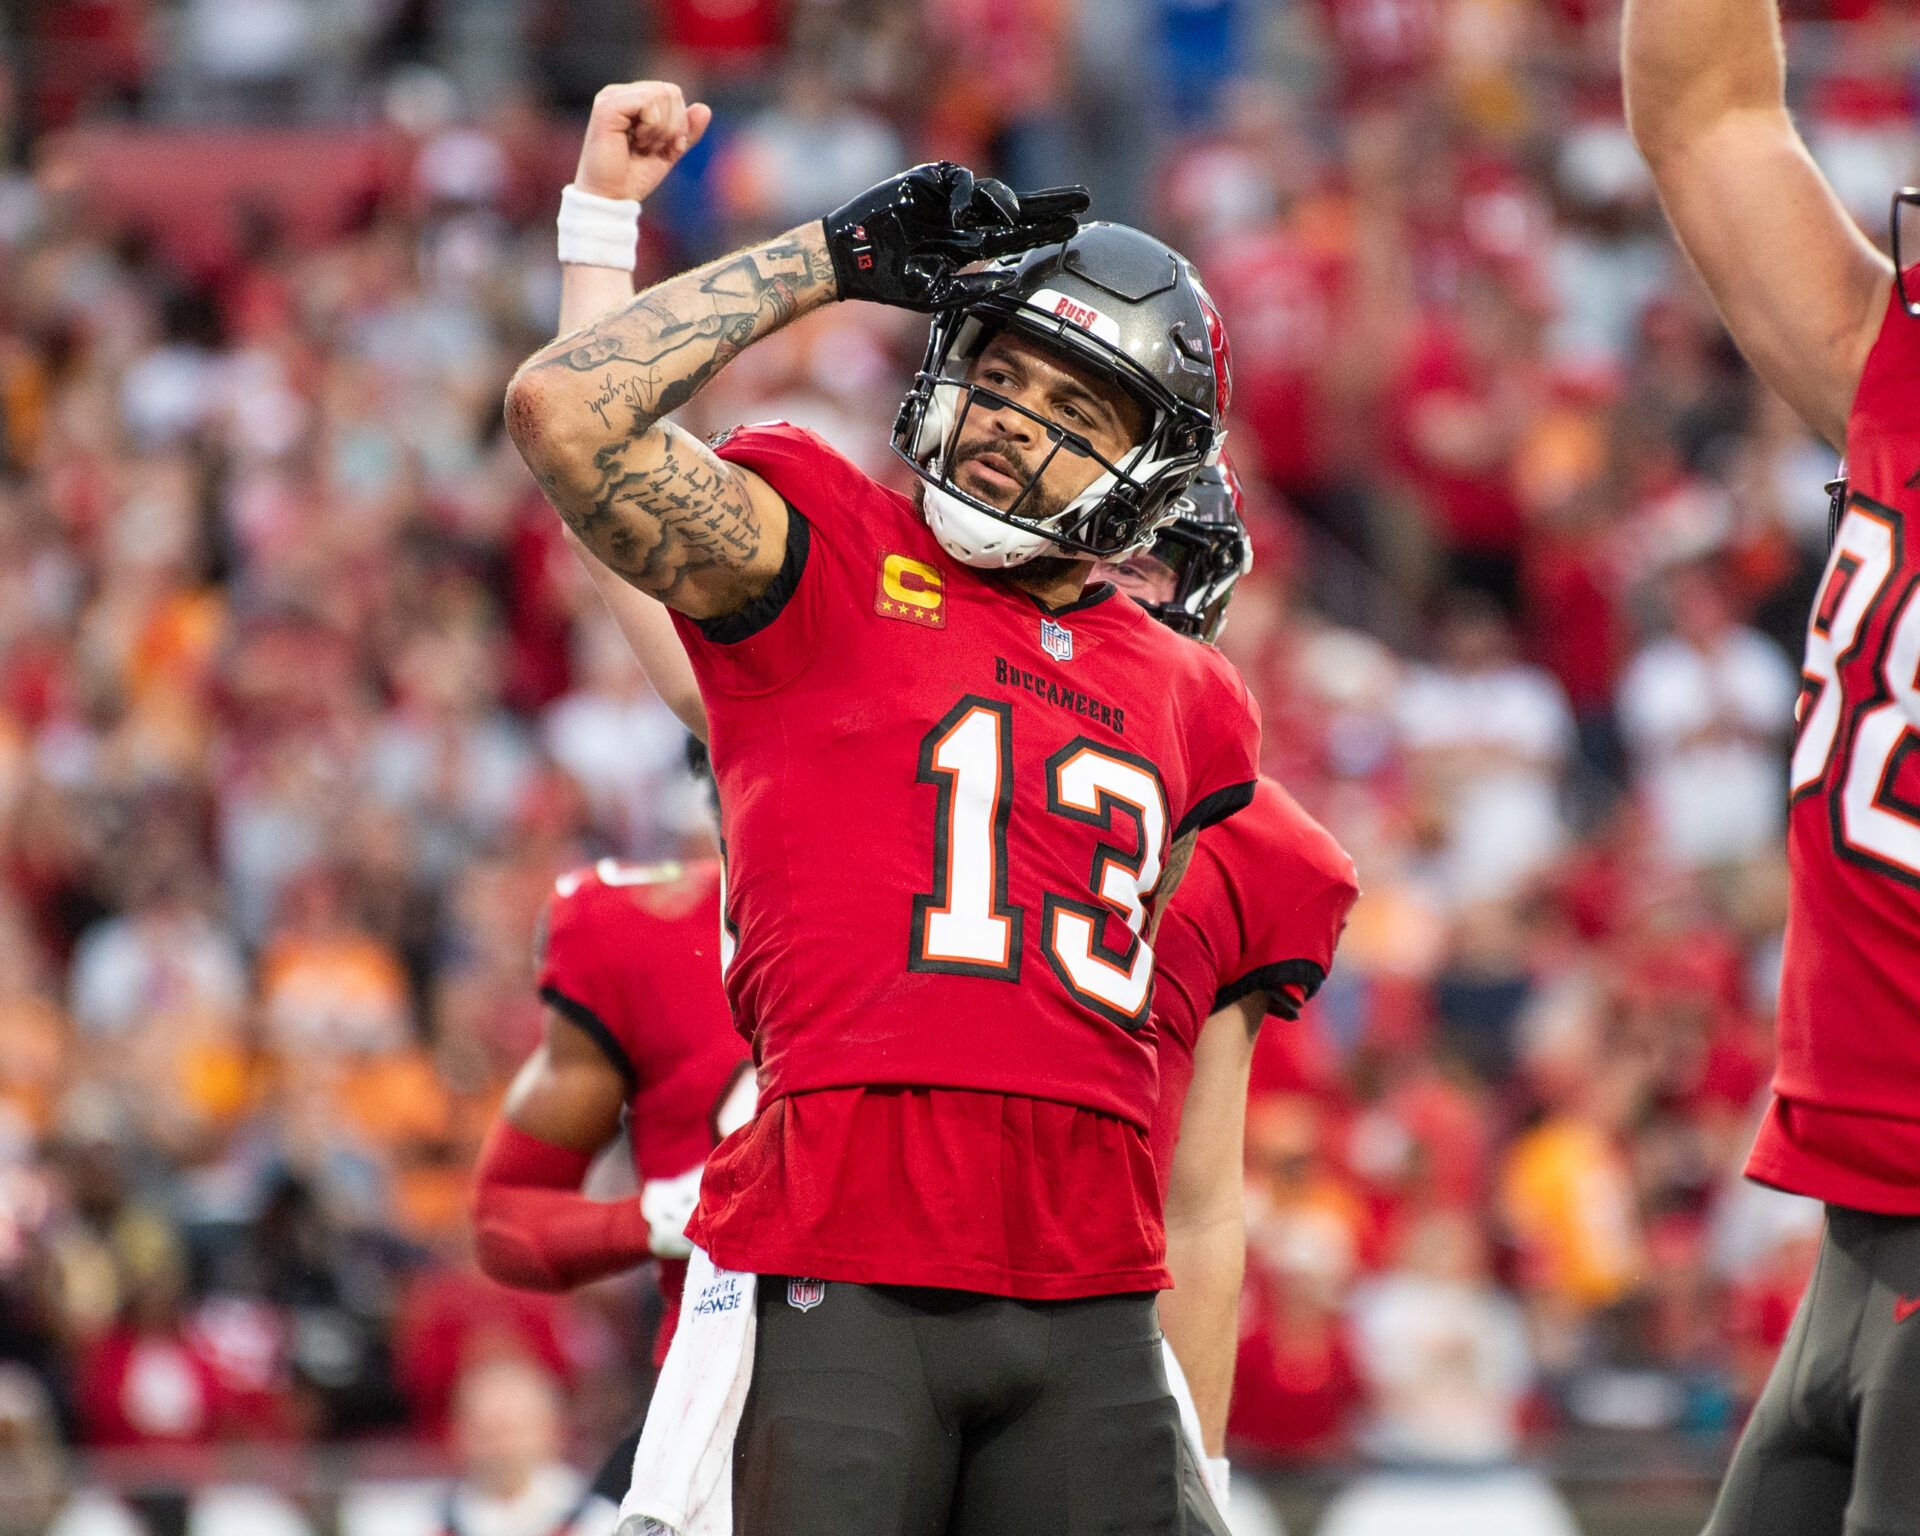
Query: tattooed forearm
532,234,833,399
503,221,835,616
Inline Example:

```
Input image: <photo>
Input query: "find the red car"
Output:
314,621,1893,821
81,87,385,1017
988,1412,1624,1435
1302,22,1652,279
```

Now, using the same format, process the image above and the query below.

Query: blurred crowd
0,0,1912,1513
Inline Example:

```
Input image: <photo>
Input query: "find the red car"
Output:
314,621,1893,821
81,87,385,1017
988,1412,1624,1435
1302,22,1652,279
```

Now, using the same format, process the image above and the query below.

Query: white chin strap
923,485,1057,568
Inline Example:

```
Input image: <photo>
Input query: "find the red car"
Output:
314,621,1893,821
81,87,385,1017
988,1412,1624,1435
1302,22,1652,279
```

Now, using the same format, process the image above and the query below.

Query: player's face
950,333,1148,522
1096,548,1179,606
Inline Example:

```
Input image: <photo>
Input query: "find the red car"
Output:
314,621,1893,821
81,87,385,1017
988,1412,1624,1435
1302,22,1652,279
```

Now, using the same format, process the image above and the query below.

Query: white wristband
557,183,641,270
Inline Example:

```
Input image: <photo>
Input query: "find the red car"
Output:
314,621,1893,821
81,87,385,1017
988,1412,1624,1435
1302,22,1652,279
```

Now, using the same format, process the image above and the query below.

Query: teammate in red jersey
1101,466,1360,1505
505,82,1257,1533
470,744,750,1363
1628,3,1920,1531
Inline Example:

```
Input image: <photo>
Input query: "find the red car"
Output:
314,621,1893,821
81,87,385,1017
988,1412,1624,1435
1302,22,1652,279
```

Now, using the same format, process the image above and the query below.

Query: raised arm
505,222,828,620
505,96,1087,619
549,86,709,737
1623,0,1890,449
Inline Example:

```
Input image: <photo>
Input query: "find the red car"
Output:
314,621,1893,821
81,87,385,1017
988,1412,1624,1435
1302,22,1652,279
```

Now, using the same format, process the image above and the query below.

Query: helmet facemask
1108,465,1252,642
1133,517,1252,642
894,300,1216,568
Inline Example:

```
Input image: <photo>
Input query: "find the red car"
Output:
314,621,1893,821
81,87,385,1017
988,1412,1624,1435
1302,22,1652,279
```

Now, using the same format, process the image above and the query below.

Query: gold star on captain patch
874,553,946,629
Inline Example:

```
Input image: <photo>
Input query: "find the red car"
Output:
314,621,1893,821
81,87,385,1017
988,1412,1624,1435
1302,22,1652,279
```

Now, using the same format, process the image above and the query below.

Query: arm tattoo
506,227,836,605
554,428,765,607
1149,831,1200,942
531,235,832,405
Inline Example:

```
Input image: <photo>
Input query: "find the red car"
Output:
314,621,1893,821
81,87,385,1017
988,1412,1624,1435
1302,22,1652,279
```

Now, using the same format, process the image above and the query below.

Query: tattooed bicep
1149,830,1199,941
552,422,783,615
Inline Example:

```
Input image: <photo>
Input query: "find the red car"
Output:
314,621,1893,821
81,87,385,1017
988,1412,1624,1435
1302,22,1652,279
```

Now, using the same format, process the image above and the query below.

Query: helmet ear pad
914,317,989,463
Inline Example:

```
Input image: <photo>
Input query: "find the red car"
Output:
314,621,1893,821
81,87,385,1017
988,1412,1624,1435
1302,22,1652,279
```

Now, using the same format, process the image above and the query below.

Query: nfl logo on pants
1040,618,1074,663
787,1278,826,1312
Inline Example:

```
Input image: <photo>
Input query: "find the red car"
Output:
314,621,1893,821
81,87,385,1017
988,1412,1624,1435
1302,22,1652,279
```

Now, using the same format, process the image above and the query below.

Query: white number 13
910,696,1170,1027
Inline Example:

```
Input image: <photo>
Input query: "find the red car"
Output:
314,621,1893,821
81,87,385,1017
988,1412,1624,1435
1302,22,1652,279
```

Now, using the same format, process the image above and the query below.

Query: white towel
1161,1336,1231,1508
617,1249,756,1536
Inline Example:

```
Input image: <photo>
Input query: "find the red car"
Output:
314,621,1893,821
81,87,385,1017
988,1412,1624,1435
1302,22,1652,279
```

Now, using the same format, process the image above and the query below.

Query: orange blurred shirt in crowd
258,929,410,1054
1498,1116,1643,1310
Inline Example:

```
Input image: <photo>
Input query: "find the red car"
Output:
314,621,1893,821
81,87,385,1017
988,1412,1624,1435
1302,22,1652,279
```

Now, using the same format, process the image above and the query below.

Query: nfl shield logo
1040,618,1074,662
787,1278,826,1312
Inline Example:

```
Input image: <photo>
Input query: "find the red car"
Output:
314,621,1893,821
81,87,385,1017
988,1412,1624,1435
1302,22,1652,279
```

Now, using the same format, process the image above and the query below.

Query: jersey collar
1021,581,1118,618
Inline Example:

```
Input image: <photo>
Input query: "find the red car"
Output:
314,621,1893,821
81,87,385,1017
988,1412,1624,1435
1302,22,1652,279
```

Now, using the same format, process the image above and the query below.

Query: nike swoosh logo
1895,1295,1920,1324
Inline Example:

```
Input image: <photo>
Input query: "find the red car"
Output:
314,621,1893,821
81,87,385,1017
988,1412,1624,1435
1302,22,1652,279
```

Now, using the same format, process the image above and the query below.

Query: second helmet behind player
1134,462,1252,643
894,222,1233,568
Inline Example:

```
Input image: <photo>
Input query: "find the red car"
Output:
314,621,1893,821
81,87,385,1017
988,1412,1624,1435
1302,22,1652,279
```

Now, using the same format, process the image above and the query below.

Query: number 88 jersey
669,423,1261,1134
1753,279,1920,1213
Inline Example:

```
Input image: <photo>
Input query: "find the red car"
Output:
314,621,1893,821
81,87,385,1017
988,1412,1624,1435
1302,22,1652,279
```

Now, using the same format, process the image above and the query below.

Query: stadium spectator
1395,593,1576,903
0,0,1882,1521
0,1363,144,1536
1316,1212,1581,1536
1617,559,1798,869
341,1357,617,1536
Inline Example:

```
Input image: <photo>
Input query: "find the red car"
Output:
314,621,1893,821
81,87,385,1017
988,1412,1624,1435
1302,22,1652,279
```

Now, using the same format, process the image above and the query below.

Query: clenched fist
574,80,712,205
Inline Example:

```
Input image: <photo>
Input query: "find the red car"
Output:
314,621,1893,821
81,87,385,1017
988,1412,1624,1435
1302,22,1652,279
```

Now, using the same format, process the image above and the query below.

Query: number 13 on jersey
909,695,1170,1028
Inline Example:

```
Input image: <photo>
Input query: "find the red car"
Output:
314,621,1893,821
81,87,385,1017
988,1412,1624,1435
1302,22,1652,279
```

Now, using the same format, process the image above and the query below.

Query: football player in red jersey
505,83,1258,1534
1101,467,1360,1508
567,433,1350,1527
469,741,748,1351
470,743,753,1505
1628,4,1920,1532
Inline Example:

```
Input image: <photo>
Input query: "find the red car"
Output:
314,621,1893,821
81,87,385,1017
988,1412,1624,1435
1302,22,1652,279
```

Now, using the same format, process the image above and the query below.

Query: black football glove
823,162,1089,312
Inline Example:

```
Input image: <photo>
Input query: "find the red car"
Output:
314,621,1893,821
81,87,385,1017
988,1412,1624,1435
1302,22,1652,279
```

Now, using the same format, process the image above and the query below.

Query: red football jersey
672,423,1262,1295
1148,776,1358,1197
536,858,751,1358
1748,278,1920,1213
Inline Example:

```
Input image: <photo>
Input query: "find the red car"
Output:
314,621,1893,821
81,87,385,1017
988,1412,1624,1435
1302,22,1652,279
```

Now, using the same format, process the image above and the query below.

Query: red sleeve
1212,788,1358,1022
1175,652,1262,839
470,1120,650,1291
666,421,869,698
535,873,639,1092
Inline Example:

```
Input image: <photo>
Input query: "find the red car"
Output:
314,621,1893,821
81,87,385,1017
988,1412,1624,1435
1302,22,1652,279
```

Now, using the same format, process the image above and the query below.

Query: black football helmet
1134,462,1252,642
892,222,1232,566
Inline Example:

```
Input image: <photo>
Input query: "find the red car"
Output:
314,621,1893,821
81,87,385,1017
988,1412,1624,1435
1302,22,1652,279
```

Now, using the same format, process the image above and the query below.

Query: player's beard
941,439,1088,595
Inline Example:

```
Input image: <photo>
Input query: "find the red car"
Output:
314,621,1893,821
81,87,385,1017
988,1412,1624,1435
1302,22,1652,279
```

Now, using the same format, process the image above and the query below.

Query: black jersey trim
539,985,639,1095
1175,778,1256,840
1214,959,1328,1022
1024,581,1116,618
692,502,811,645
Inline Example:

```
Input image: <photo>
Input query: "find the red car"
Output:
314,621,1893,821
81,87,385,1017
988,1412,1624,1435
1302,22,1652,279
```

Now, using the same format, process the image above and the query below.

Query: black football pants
1705,1205,1920,1536
731,1278,1228,1536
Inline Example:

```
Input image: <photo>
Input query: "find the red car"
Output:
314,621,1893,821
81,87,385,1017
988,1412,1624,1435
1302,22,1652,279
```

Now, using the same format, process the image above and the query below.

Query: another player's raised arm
1623,0,1889,449
566,524,708,739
